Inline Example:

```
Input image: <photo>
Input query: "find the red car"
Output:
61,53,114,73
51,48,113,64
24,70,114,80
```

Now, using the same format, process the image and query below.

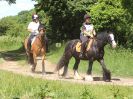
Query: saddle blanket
75,40,94,52
75,42,82,52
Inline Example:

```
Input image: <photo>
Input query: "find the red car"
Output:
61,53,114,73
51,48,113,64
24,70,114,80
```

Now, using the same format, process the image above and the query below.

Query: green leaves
90,0,125,30
4,0,16,4
1,0,133,47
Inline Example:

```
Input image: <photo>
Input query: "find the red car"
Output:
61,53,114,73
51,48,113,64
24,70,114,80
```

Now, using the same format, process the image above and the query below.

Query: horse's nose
112,41,117,48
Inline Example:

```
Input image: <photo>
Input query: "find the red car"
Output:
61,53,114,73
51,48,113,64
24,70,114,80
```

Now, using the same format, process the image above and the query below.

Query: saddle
75,39,94,52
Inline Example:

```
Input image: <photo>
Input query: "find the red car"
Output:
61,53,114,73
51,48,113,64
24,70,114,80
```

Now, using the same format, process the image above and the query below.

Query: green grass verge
0,36,27,65
47,44,133,77
0,36,23,51
0,70,133,99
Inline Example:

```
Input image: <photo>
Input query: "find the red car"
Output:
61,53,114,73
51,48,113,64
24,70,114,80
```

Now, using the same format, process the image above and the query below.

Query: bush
0,36,23,50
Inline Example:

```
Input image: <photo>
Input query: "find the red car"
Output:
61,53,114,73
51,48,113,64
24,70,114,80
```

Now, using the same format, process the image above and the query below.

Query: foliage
0,70,133,99
81,87,95,99
33,83,55,99
110,85,123,99
89,0,133,48
4,0,16,4
34,0,94,42
0,16,27,38
0,36,23,51
33,0,133,48
1,0,133,48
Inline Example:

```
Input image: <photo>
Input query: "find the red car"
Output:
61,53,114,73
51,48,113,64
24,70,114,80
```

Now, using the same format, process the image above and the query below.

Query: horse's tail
55,40,77,73
55,53,68,71
28,53,34,65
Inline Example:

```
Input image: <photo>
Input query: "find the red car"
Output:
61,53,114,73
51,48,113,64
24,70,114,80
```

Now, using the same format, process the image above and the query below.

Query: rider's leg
87,38,93,51
79,34,88,57
79,42,86,57
27,34,35,52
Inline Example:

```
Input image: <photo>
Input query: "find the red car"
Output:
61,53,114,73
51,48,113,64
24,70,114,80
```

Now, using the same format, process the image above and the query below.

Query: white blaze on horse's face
109,34,117,48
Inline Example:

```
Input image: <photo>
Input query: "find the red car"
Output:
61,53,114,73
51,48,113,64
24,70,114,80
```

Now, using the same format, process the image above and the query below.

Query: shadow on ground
0,46,27,61
93,77,120,81
55,76,121,82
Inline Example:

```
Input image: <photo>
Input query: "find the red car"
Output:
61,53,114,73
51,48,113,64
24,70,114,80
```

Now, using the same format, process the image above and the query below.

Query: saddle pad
75,39,94,52
31,37,36,45
76,42,81,52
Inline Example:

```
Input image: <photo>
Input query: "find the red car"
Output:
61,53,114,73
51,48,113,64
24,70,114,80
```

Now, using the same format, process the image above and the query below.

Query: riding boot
27,38,31,52
27,34,34,52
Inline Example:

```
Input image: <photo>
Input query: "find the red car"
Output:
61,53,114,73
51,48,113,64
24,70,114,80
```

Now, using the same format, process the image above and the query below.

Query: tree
2,0,16,4
34,0,133,48
34,0,95,42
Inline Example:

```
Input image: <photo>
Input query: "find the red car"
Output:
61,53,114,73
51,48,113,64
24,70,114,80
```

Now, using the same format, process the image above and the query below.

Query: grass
0,70,133,99
47,44,133,77
0,36,23,51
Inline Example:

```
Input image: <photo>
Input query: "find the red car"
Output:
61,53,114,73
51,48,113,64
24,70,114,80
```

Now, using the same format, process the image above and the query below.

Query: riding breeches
80,33,88,43
27,33,36,50
80,34,88,53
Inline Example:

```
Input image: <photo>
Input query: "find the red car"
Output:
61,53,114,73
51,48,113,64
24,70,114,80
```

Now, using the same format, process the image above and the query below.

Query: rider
79,14,96,57
27,14,40,52
27,14,49,52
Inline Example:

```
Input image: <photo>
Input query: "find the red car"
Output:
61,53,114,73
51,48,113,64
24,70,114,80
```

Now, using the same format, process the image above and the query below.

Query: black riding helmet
38,24,45,32
32,14,39,20
84,14,91,20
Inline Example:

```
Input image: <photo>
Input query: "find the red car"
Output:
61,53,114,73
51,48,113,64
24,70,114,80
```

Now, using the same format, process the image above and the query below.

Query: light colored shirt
84,24,94,31
27,21,40,35
81,23,96,37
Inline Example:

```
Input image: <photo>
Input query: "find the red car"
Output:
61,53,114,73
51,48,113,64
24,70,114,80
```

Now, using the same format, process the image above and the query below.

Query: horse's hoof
85,75,93,81
74,75,83,80
61,75,70,79
31,69,35,73
104,79,111,82
58,70,62,76
42,72,46,75
31,70,35,73
61,73,68,77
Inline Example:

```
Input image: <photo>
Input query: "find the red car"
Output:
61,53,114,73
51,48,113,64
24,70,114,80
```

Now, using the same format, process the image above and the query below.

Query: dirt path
0,58,133,86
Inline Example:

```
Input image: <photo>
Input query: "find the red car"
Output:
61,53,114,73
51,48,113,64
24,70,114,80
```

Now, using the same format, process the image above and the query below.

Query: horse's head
107,31,117,48
38,24,46,37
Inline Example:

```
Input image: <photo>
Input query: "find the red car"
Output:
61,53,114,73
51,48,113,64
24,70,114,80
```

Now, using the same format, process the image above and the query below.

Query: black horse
56,31,117,82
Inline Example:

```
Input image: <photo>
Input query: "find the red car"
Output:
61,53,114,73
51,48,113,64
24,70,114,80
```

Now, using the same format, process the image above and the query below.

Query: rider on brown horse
27,14,49,52
79,14,96,58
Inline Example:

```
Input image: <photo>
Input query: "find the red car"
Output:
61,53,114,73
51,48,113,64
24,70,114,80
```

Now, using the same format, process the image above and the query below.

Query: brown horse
24,25,46,75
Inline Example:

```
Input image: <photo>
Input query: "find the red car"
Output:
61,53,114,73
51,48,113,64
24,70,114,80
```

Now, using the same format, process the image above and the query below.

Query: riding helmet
84,14,91,20
32,14,39,20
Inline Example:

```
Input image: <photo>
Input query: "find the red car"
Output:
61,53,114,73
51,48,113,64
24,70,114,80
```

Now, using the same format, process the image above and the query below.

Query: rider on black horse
79,14,96,58
27,14,49,52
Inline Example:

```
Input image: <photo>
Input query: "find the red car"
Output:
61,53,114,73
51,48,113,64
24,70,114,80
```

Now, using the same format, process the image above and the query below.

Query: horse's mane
96,31,109,41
